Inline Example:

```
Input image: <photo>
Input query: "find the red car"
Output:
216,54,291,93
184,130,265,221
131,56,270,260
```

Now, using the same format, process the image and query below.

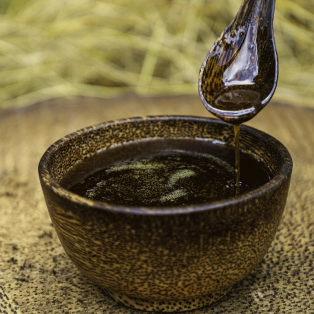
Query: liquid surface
198,0,278,124
60,140,270,207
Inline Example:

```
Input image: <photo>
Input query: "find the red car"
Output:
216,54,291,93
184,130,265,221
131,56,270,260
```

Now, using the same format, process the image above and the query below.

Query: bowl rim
38,115,293,215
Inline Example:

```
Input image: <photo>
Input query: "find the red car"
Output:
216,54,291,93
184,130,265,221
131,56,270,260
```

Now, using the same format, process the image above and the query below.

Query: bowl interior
41,116,290,205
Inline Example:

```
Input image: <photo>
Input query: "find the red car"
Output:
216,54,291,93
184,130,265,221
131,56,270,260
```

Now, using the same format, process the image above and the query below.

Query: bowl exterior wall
40,169,291,301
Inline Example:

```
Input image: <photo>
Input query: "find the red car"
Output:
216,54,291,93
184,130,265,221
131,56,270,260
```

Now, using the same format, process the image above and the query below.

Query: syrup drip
234,124,241,189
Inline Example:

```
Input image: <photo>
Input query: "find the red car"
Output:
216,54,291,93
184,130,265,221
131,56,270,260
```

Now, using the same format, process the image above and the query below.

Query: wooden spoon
199,0,278,125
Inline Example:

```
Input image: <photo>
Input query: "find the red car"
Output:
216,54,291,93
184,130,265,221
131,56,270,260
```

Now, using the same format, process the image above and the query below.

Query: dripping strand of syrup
234,124,241,189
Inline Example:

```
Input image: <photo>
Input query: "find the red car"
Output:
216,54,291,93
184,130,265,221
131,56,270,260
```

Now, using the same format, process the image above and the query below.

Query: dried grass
0,0,314,109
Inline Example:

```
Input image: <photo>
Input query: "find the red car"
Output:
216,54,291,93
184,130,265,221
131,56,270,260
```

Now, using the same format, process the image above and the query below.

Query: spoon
198,0,278,125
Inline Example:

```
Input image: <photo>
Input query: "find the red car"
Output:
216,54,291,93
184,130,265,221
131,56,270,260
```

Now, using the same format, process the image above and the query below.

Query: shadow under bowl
38,116,292,312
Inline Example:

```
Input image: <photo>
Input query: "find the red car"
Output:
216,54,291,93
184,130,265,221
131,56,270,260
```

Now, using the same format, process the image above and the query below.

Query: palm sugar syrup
60,139,270,207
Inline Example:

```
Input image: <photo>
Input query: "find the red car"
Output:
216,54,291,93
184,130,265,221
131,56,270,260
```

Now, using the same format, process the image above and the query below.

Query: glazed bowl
38,116,292,312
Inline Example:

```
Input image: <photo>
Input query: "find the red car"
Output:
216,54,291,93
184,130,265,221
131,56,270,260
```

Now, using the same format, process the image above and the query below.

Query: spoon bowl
199,0,278,124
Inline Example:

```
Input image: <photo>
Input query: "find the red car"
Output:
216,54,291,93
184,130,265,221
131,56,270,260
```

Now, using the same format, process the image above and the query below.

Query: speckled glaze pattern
38,116,292,312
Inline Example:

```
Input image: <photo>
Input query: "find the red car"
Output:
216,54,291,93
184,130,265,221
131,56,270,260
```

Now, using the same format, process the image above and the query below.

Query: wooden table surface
1,95,314,313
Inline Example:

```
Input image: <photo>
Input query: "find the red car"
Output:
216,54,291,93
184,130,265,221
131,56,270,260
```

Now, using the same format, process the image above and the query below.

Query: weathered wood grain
1,95,314,313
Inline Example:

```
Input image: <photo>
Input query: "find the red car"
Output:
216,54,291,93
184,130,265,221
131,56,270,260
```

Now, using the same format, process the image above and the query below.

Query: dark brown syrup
198,0,278,186
60,139,270,207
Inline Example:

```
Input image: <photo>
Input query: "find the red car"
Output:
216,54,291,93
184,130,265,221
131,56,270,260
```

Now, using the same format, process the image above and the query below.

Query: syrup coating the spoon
199,0,278,124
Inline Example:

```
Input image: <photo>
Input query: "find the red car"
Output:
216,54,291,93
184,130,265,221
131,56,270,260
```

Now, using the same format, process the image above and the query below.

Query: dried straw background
0,0,314,109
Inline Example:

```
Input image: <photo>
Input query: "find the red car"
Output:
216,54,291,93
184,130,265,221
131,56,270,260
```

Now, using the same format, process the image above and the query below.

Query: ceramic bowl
38,116,292,312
